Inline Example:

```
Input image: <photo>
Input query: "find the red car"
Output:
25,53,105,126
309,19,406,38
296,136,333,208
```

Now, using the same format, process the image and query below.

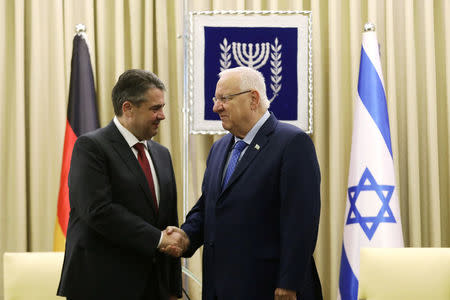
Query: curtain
0,1,448,299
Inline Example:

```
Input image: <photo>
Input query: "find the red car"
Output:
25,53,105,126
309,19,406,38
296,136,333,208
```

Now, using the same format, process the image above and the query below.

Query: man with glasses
165,66,322,299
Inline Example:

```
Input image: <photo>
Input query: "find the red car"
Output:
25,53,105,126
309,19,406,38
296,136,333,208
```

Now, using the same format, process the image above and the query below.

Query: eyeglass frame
212,90,252,104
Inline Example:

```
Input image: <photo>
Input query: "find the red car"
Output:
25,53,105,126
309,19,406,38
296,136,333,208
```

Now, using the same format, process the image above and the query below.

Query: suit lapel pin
254,144,260,150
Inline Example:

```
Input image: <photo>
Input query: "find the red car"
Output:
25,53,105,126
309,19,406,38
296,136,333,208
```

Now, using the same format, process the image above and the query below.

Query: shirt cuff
157,231,163,248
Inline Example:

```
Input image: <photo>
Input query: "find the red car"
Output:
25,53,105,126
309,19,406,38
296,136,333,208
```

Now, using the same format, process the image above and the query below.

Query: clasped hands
159,227,296,299
158,226,190,257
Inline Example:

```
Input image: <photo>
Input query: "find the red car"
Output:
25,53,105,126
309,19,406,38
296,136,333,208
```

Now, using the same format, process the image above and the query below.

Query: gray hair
112,69,166,116
219,67,270,109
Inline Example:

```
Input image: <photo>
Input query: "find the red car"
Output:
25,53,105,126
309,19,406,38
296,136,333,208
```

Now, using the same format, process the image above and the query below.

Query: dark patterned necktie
222,140,247,188
134,143,158,212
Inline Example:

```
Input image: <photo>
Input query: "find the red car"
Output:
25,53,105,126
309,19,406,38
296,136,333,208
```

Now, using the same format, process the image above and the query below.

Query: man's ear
250,90,260,111
122,101,133,116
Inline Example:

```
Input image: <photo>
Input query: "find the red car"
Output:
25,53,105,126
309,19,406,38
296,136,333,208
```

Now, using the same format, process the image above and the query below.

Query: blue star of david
346,167,396,240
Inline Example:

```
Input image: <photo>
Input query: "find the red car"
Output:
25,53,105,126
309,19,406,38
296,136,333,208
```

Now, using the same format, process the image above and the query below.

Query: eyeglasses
212,90,252,104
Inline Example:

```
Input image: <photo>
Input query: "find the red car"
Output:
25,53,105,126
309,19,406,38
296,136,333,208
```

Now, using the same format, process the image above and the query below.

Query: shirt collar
234,110,270,145
113,116,146,149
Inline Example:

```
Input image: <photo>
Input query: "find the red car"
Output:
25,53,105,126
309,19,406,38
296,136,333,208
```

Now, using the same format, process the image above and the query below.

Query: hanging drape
1,1,448,299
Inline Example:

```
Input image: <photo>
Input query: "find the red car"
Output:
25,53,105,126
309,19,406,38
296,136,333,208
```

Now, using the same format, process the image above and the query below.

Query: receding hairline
218,67,247,81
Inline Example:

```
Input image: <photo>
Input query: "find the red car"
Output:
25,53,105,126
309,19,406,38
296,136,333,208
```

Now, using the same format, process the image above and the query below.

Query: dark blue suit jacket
182,113,322,299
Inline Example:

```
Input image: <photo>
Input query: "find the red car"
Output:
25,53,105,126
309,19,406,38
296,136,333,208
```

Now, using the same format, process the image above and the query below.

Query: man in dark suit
166,66,322,299
57,69,183,300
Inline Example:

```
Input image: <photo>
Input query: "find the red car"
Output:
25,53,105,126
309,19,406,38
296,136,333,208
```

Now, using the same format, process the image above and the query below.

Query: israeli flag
338,24,404,300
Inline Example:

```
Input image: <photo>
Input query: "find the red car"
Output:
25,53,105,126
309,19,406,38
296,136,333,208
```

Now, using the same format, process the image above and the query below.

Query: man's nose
158,110,166,120
212,101,222,113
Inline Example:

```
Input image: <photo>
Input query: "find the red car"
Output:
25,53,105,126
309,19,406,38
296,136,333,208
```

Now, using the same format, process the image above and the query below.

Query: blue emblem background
204,26,298,121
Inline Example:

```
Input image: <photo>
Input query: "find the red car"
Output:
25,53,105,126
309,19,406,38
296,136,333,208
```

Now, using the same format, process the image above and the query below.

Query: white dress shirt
113,116,163,246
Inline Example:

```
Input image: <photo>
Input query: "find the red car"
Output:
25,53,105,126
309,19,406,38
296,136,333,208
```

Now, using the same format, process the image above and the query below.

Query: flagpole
75,23,86,34
338,22,404,300
363,22,375,32
53,24,99,251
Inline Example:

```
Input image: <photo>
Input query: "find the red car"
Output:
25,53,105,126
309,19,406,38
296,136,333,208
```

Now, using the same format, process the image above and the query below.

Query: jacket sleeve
180,142,217,257
166,151,182,297
180,193,205,257
277,132,321,293
68,135,161,256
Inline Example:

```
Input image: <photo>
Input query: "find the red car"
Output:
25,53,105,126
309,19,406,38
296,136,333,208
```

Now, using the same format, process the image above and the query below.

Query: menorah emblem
232,42,270,69
219,38,282,103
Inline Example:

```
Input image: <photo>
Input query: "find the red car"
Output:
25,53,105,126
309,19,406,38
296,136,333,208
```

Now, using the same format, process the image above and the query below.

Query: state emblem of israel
219,37,282,103
188,12,312,134
203,26,299,122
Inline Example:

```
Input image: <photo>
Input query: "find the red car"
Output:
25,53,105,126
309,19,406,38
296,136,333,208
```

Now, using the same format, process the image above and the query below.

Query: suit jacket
57,121,181,300
181,113,322,300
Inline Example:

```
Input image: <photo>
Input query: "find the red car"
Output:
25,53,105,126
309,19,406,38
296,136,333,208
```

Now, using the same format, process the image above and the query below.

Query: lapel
146,140,164,218
219,113,278,198
104,121,158,216
212,134,235,196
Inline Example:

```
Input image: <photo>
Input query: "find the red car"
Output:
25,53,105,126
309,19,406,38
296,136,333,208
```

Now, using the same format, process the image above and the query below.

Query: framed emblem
187,10,313,135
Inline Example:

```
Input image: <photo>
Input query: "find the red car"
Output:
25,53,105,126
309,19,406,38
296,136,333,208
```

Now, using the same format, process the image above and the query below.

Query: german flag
53,30,99,251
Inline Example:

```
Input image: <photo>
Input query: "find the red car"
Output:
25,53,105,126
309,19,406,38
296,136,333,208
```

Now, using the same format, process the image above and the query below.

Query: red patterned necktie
133,143,158,212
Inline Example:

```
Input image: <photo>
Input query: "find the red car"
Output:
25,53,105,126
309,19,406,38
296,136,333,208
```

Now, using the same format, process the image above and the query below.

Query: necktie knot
234,140,247,152
134,142,145,153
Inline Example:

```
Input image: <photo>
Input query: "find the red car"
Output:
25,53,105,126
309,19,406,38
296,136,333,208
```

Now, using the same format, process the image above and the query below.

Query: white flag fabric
338,27,404,300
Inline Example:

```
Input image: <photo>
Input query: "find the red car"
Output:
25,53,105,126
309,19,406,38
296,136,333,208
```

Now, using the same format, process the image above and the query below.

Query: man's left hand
274,288,296,300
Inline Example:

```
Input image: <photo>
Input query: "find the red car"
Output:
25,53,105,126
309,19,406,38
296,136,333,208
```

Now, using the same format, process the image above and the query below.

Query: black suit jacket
57,121,181,300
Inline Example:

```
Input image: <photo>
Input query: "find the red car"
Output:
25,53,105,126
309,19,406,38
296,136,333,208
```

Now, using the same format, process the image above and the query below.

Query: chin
221,122,230,131
141,133,154,140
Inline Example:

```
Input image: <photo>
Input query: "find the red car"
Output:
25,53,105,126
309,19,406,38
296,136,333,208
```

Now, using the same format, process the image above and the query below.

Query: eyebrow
150,103,165,109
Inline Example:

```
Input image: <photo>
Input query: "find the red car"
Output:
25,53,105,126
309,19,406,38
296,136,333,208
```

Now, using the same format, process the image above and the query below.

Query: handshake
158,226,190,257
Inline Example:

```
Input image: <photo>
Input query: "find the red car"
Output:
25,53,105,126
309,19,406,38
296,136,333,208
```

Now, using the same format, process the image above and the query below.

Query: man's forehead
140,88,164,105
217,73,240,90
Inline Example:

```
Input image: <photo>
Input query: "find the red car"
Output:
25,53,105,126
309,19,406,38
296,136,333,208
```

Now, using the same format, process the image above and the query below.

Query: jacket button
208,242,214,247
152,257,156,263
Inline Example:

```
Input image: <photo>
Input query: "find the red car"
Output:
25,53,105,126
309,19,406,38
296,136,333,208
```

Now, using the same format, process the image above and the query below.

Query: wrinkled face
127,88,165,140
213,73,253,138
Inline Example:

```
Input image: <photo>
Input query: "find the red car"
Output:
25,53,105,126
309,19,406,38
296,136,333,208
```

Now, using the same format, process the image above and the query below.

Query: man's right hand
158,226,190,257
